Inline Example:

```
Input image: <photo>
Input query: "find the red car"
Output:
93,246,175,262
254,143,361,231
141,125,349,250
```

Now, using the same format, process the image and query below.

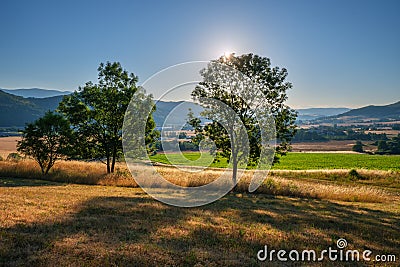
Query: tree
377,134,400,154
178,132,187,139
389,134,400,154
189,53,297,185
377,140,389,153
17,111,73,175
352,141,364,153
58,62,158,173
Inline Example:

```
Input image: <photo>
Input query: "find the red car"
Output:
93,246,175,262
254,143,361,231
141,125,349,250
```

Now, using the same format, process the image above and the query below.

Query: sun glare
224,51,232,58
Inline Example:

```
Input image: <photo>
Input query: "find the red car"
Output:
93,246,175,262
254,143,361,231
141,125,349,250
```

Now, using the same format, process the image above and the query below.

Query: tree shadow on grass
0,177,65,187
0,193,399,266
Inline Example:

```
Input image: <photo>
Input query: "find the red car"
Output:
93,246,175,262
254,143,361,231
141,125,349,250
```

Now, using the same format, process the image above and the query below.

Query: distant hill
153,101,204,127
0,91,65,127
3,87,398,128
28,95,66,111
338,101,400,120
312,101,400,124
297,107,350,121
0,88,71,98
0,90,201,128
154,104,353,126
0,88,206,127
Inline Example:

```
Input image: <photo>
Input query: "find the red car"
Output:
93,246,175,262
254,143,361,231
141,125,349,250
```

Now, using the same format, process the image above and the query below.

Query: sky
0,0,399,108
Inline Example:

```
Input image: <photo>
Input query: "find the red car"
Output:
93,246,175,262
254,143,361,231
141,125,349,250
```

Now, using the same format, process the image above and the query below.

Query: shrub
348,169,367,181
352,141,364,153
6,153,22,162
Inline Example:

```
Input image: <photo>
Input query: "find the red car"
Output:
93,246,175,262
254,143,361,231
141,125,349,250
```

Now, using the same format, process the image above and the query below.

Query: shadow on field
1,194,399,266
0,177,64,187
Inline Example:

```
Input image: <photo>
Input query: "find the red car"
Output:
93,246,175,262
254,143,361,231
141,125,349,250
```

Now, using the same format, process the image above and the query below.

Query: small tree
6,153,22,162
58,62,158,173
178,132,187,139
389,134,400,154
352,141,364,153
17,111,73,175
377,140,389,153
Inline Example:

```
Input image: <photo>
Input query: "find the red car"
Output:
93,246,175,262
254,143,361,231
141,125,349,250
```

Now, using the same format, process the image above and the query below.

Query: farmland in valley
149,151,400,171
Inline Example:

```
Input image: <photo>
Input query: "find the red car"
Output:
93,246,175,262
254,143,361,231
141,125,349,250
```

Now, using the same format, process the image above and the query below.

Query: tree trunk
106,148,111,173
111,145,117,173
38,160,45,175
45,163,52,175
231,146,238,191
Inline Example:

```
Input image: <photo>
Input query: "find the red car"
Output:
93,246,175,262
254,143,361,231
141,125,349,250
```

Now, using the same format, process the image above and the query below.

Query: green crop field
150,152,400,171
272,153,400,170
150,152,229,168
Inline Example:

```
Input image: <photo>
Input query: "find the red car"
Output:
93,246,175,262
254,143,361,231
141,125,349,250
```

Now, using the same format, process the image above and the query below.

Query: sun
224,51,232,59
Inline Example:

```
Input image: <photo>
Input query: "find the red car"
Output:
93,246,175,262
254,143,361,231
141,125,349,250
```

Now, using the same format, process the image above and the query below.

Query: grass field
1,137,399,265
272,153,400,171
0,178,399,266
2,159,398,202
150,152,400,171
150,152,229,168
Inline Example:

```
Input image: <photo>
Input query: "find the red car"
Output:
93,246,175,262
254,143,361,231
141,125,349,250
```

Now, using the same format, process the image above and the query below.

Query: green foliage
6,153,22,162
58,62,158,173
377,140,389,152
352,141,364,153
377,134,400,154
187,108,204,147
293,129,329,142
189,53,297,183
179,141,198,151
17,111,73,174
349,169,361,180
293,126,388,142
178,132,187,139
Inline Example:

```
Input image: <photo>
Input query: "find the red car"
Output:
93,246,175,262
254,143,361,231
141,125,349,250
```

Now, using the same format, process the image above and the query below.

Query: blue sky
0,0,399,108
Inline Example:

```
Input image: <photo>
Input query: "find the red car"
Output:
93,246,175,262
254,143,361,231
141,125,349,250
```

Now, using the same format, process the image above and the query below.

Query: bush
7,153,22,162
352,141,364,153
348,169,367,181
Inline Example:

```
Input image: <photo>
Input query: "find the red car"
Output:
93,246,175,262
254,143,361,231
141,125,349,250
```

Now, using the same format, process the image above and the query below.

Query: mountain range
296,108,351,121
337,102,400,120
311,101,400,124
1,88,71,98
0,90,64,127
1,88,399,128
153,101,204,127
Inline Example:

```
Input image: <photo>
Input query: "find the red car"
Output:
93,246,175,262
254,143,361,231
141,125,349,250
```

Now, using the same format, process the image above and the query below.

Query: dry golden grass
0,159,137,187
0,160,102,183
0,179,399,266
156,167,393,203
0,159,398,204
